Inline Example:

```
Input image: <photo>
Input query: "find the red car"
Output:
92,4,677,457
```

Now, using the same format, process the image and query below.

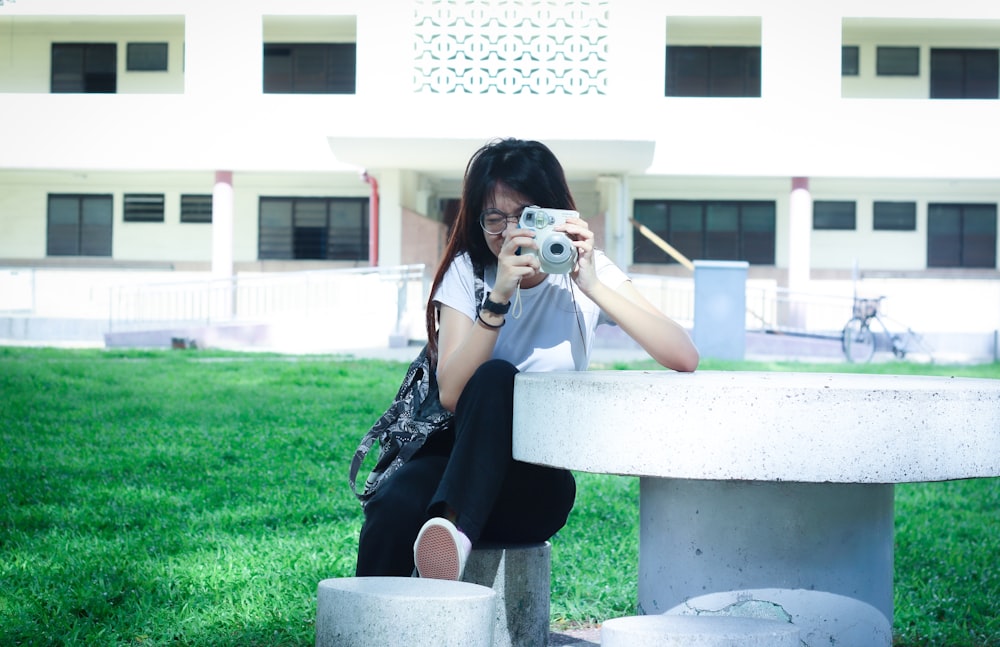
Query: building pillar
596,175,628,267
376,169,403,267
761,7,841,101
212,171,234,278
788,177,812,329
184,6,261,99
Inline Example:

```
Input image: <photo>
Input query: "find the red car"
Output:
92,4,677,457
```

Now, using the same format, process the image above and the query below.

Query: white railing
630,274,855,338
745,286,854,339
106,264,429,335
0,268,36,313
6,265,995,360
630,273,695,327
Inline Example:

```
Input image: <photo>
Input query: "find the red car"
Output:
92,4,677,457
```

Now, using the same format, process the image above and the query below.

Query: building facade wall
1,0,998,343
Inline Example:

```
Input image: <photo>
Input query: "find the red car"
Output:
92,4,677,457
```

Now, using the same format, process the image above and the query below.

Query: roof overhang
327,136,656,180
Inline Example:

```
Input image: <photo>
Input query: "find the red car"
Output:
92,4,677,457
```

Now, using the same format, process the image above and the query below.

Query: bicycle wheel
842,318,875,363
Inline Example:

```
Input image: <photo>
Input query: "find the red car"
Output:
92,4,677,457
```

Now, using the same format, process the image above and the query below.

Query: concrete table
512,370,1000,629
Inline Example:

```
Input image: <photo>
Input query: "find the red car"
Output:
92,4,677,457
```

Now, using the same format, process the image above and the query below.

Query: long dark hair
424,138,576,365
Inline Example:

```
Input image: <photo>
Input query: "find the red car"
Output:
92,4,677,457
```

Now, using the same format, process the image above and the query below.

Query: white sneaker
413,517,472,581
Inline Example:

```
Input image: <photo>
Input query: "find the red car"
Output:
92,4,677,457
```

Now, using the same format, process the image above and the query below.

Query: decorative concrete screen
414,0,609,95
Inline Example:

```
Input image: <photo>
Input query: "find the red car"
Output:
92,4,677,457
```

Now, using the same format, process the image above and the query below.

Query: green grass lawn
1,347,998,646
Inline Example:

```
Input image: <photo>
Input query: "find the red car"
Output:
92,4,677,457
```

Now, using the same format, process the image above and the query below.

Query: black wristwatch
481,292,511,315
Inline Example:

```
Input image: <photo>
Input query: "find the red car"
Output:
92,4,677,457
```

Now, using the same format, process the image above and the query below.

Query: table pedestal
638,478,894,620
513,369,1000,643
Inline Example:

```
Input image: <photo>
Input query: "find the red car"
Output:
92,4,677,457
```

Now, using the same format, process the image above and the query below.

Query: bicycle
841,296,934,363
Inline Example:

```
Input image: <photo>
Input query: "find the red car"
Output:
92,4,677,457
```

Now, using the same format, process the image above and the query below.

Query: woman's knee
471,358,517,385
457,359,517,409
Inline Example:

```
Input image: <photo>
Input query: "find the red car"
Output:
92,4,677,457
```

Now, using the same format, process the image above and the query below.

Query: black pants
355,359,577,577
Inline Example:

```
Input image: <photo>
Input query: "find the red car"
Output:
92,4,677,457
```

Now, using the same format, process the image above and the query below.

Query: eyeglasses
479,208,521,235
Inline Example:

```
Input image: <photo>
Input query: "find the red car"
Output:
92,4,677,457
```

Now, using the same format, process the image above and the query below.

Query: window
665,46,761,97
927,203,997,268
876,46,919,76
873,201,916,231
813,201,856,230
51,43,117,93
930,48,999,99
263,43,356,94
181,195,212,223
127,43,168,71
633,200,775,265
842,46,859,76
259,197,368,261
123,194,165,222
47,194,113,257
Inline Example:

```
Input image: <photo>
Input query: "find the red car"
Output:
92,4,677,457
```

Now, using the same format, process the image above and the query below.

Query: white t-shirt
432,251,629,372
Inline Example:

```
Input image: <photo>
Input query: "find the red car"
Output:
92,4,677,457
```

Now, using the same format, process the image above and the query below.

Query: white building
1,0,998,358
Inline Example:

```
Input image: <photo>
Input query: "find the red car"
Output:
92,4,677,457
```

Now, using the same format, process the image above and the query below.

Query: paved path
549,626,600,645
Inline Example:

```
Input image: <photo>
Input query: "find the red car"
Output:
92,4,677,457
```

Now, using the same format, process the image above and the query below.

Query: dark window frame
665,45,762,97
813,201,857,231
633,199,776,265
842,45,860,76
51,42,117,93
180,194,213,223
126,42,169,71
123,194,166,223
263,42,357,94
46,194,113,257
927,203,997,269
873,201,917,231
876,46,919,76
930,48,999,99
258,196,369,261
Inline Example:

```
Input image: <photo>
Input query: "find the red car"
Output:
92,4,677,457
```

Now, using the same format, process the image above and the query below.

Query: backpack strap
472,258,486,314
349,257,489,506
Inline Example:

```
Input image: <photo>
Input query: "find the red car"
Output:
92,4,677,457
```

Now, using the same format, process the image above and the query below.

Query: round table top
512,370,1000,483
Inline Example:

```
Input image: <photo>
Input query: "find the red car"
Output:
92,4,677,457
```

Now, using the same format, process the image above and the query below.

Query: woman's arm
436,226,542,411
562,216,699,372
434,302,507,412
586,279,699,372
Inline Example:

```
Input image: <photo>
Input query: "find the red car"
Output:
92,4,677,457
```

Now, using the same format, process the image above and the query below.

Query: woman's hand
559,216,600,294
493,227,540,301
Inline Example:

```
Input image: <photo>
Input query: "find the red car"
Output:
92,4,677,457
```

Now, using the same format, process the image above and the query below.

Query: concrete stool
601,615,800,647
462,542,551,647
315,576,496,647
665,588,892,647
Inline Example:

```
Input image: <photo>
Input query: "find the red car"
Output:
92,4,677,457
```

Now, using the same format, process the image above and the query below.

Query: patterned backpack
348,264,484,507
